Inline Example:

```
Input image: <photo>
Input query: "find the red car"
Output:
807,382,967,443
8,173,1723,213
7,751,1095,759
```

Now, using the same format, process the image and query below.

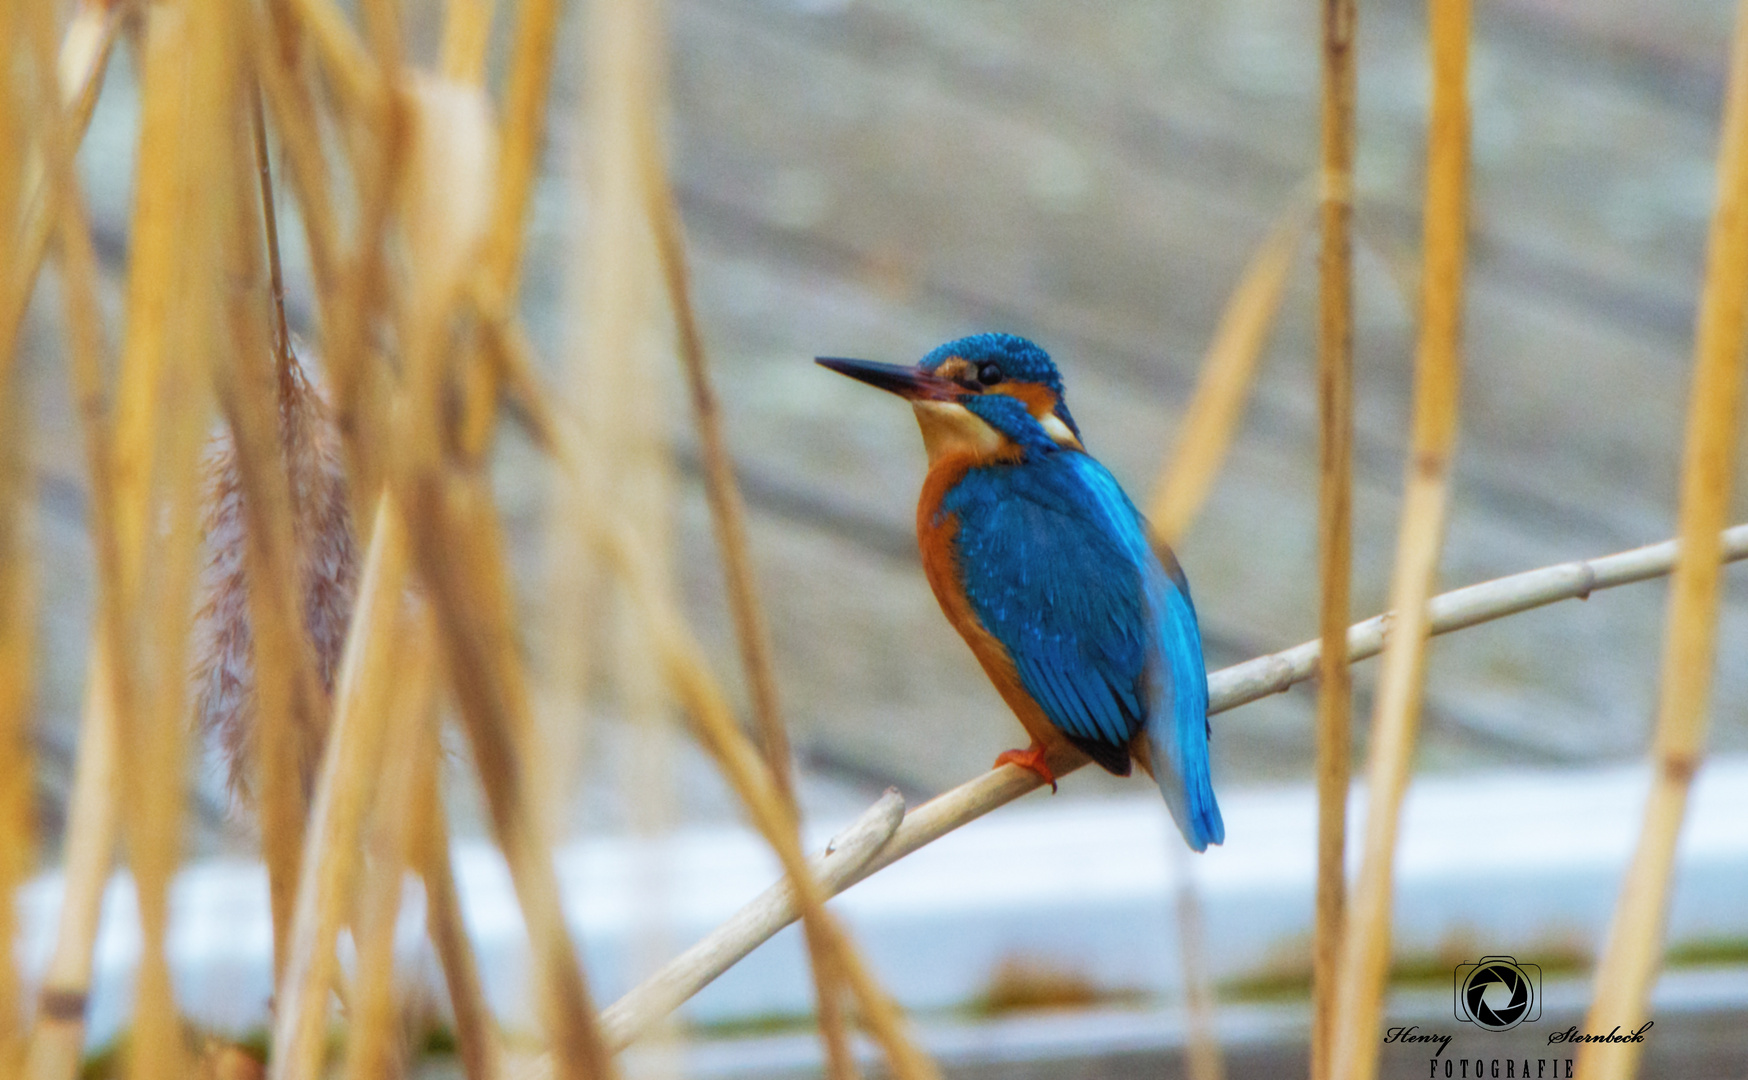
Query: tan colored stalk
251,13,341,311
1148,202,1308,545
416,741,501,1080
1328,0,1469,1075
0,12,33,1063
267,498,412,1080
342,612,439,1080
606,531,941,1080
286,0,383,115
405,477,620,1080
1576,4,1748,1076
440,0,497,83
216,92,326,985
601,524,1748,1042
1311,0,1356,1075
22,639,117,1080
641,104,862,1080
1,1,118,357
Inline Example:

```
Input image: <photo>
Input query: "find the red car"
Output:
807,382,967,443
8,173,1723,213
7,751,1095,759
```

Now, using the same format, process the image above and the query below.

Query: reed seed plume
193,347,358,800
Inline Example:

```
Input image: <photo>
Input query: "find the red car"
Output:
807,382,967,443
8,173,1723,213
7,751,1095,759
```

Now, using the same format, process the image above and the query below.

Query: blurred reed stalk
639,71,864,1080
1329,0,1469,1075
1576,2,1748,1076
1311,0,1357,1073
1148,200,1308,545
0,3,34,1069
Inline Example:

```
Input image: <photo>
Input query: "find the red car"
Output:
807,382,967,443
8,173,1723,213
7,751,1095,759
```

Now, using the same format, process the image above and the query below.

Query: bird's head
817,333,1083,465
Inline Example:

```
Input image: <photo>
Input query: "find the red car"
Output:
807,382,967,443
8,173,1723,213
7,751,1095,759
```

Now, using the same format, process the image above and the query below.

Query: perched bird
818,333,1223,850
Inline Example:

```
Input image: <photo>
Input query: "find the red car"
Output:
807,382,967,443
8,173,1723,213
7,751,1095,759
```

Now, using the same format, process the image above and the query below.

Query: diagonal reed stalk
639,82,864,1080
217,89,326,988
1312,0,1357,1074
0,8,34,1069
1329,0,1469,1070
267,497,412,1080
1576,3,1748,1076
600,524,1748,1043
1148,199,1310,546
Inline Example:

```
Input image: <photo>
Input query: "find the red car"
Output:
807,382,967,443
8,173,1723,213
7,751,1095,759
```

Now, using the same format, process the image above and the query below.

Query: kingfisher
818,333,1223,851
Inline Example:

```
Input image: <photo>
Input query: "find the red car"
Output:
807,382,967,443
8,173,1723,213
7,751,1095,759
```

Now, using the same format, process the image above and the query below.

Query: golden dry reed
1576,2,1748,1076
1148,201,1308,545
1329,0,1470,1075
1312,0,1357,1074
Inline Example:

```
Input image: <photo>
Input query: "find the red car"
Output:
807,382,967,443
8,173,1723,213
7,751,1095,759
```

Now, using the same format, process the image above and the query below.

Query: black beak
816,357,959,401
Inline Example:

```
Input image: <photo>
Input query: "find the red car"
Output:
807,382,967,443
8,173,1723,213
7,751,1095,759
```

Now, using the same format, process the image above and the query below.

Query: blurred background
14,0,1748,1075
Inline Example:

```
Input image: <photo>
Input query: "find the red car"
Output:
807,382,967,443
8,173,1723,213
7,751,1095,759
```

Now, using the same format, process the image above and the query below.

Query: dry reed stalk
0,0,118,357
404,476,620,1080
1147,201,1308,545
210,97,328,983
1575,6,1748,1077
20,14,144,1060
604,524,1748,1034
0,15,34,1066
640,87,863,1080
1311,0,1357,1075
251,14,342,312
22,641,117,1080
598,788,906,1047
116,1,239,1070
286,0,383,116
1328,0,1469,1075
341,613,439,1080
440,0,496,83
415,734,501,1080
267,497,412,1080
33,2,200,1077
599,531,939,1080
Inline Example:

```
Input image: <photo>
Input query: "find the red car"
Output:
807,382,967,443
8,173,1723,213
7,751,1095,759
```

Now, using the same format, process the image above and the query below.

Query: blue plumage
937,398,1224,850
816,333,1223,851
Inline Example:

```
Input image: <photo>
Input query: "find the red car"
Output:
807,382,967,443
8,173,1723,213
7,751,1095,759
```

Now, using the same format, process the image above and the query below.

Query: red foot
994,745,1058,793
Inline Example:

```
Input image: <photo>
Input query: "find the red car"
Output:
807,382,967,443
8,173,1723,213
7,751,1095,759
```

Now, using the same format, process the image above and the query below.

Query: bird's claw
994,746,1058,793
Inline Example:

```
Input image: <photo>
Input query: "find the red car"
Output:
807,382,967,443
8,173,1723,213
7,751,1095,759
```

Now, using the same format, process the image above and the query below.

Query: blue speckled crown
920,333,1064,396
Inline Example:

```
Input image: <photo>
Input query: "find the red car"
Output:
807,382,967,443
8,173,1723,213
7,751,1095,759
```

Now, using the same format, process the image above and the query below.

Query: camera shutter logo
1453,956,1541,1031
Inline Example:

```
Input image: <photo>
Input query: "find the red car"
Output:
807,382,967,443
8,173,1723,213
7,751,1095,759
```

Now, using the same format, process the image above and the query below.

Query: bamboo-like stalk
31,3,199,1079
0,13,34,1065
602,525,1748,1039
119,4,236,1073
21,638,117,1080
1328,0,1469,1073
0,0,118,359
267,497,412,1080
1311,0,1357,1074
641,102,862,1080
599,788,906,1048
22,15,153,1064
1576,5,1748,1077
605,530,941,1080
405,476,621,1080
439,0,496,83
214,92,326,985
416,744,501,1080
1148,201,1308,546
341,612,439,1080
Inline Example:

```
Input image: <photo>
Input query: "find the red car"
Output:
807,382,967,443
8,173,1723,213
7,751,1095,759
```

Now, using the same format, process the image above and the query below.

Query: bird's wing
943,454,1156,751
942,451,1222,849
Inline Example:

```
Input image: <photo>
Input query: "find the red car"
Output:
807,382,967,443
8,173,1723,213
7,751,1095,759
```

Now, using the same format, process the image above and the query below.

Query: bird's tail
1145,581,1224,852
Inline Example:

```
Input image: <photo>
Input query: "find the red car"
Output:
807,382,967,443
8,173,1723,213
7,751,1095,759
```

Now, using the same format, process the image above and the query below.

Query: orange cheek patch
992,382,1058,415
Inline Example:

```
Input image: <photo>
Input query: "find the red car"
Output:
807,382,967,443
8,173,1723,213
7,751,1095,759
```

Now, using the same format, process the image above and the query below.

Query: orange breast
916,453,1077,765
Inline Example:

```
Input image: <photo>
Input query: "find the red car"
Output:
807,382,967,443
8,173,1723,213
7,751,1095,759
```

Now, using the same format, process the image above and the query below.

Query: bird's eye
977,362,1003,386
